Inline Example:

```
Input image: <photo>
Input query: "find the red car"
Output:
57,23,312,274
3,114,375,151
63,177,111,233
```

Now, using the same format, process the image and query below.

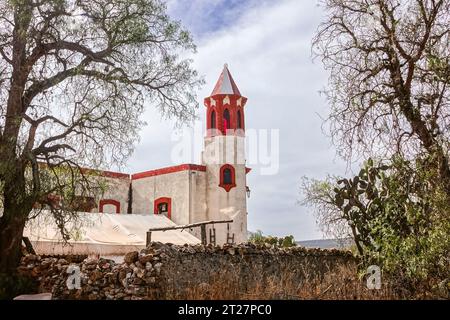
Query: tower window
219,164,236,192
237,110,242,129
211,110,216,129
223,168,232,184
223,109,230,131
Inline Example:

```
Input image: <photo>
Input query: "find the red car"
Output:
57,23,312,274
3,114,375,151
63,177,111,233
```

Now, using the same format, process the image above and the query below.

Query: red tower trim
219,164,236,192
99,199,121,214
204,65,247,137
132,164,206,180
154,197,172,219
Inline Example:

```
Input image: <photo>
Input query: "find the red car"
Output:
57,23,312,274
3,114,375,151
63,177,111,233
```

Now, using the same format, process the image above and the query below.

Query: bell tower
201,64,248,244
204,63,247,137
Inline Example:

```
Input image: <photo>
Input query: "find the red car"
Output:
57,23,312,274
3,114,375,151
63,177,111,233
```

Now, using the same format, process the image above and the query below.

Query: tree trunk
0,199,36,299
0,168,32,275
435,150,450,195
389,56,450,195
404,108,450,194
0,213,27,274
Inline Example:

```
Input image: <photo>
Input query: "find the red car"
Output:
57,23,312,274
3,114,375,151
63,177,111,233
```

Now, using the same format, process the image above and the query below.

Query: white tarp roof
24,210,200,255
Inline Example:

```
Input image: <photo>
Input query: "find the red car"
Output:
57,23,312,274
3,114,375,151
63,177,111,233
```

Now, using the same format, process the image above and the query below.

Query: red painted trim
99,199,121,214
219,164,236,192
36,161,130,179
132,164,206,180
99,170,130,179
80,168,129,179
154,197,172,219
245,167,252,174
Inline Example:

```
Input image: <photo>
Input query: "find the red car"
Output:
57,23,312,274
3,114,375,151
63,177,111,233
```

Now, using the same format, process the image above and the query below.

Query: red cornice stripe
132,164,207,180
79,167,129,179
36,161,130,179
100,170,130,179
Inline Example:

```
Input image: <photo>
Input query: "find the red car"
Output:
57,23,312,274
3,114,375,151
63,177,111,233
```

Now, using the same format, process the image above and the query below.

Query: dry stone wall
17,242,356,300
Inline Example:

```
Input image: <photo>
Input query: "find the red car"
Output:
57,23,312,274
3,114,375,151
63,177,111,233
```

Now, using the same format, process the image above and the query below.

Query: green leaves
0,0,204,277
248,231,297,248
303,153,450,289
428,54,450,83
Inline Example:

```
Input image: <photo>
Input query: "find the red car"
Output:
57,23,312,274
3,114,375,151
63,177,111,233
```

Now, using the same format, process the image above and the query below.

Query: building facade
87,65,250,245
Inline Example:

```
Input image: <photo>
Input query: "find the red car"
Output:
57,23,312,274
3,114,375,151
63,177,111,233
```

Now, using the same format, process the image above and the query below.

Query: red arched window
223,109,230,132
219,164,236,192
237,110,242,129
211,110,216,129
154,197,172,219
99,199,120,214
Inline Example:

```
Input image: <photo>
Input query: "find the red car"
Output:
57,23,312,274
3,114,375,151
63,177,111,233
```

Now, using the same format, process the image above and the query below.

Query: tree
0,0,202,282
313,0,450,194
301,155,450,290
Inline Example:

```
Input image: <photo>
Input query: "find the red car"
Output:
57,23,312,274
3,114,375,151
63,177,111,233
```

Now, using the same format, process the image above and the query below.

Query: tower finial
224,63,228,68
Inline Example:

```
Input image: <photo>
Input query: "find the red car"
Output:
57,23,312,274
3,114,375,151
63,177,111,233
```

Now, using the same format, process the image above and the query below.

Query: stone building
25,64,250,252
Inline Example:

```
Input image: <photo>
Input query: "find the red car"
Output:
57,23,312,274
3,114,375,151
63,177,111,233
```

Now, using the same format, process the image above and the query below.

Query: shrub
249,230,296,248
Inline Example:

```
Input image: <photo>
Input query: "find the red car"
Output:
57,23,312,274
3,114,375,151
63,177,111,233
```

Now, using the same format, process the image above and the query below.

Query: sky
126,0,350,241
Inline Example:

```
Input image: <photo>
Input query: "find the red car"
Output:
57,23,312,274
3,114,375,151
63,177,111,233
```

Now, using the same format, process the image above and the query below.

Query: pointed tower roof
211,63,242,96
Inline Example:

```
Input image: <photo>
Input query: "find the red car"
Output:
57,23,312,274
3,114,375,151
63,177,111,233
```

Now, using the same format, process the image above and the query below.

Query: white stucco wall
203,135,248,244
91,176,130,214
131,169,207,227
189,170,208,239
80,175,130,213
